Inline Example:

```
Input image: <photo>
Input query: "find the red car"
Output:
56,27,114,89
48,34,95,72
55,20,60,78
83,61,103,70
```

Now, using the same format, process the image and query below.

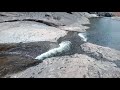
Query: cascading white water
35,32,87,61
78,33,87,42
35,41,72,60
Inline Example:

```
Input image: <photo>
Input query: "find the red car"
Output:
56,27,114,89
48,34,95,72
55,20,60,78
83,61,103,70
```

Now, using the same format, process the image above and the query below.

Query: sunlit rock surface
1,12,120,78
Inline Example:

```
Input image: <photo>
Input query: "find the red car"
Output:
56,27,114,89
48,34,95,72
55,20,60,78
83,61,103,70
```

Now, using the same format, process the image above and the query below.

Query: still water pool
86,17,120,51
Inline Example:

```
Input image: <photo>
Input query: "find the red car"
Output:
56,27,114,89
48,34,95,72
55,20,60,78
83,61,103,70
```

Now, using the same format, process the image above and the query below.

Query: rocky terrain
0,12,120,78
5,43,120,78
89,12,114,17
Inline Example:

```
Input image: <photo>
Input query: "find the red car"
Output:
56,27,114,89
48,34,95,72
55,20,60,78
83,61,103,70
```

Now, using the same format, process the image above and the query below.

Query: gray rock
5,54,120,78
0,54,41,78
1,12,120,78
80,42,120,62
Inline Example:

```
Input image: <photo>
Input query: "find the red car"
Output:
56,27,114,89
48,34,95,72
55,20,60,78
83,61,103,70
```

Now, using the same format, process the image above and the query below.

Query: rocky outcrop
0,12,91,43
0,12,94,77
88,12,114,17
81,42,120,62
3,42,120,78
0,53,41,77
1,12,120,78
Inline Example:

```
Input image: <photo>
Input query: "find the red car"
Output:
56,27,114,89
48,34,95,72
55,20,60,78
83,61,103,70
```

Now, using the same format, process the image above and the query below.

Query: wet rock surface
0,41,60,77
2,39,120,78
6,54,120,78
0,12,90,77
0,54,41,78
1,12,120,78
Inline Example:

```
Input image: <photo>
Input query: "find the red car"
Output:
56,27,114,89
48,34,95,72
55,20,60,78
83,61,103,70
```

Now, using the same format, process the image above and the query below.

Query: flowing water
86,17,120,51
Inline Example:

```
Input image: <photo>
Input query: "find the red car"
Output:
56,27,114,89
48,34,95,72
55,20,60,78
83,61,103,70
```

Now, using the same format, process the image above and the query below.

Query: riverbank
1,12,120,78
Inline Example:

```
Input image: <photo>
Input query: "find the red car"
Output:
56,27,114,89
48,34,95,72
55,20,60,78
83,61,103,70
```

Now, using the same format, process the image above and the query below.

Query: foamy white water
78,33,87,42
35,41,72,60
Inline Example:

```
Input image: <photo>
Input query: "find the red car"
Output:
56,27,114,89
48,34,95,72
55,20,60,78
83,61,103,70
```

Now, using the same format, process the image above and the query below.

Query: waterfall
78,33,87,42
35,41,72,60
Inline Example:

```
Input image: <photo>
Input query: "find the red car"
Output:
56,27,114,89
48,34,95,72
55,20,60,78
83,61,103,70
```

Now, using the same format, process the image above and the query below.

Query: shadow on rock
0,54,41,78
0,41,60,77
1,41,59,58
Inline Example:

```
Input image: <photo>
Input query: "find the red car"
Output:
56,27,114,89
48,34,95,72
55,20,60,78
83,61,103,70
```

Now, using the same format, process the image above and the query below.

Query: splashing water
78,33,87,42
35,41,72,60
